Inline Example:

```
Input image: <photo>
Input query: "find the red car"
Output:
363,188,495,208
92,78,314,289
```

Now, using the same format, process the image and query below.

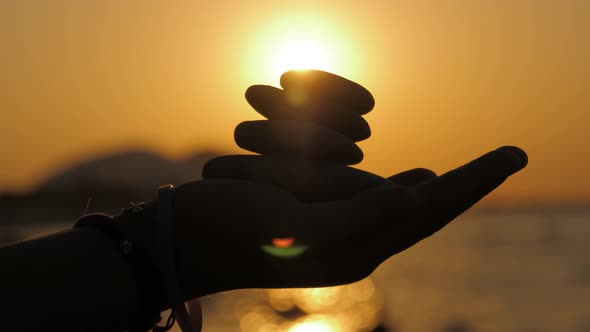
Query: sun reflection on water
238,278,383,332
288,315,340,332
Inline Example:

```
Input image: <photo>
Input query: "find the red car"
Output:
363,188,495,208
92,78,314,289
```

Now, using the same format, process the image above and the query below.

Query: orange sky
1,0,589,205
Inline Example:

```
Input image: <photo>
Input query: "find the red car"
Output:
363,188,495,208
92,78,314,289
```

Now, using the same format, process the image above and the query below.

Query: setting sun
244,14,360,85
272,39,333,78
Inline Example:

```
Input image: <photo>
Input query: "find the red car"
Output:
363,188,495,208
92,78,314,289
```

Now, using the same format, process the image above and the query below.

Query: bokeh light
236,278,383,332
288,315,340,332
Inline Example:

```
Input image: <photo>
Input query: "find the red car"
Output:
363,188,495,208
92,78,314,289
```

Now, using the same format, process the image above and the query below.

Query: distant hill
0,150,221,224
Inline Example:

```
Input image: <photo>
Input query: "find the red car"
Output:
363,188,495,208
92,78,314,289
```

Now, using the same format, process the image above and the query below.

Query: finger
202,155,387,202
387,168,437,186
280,70,375,114
234,120,364,164
417,146,528,222
245,85,371,141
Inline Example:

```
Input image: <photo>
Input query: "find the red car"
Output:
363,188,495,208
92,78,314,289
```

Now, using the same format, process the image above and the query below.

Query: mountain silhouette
0,149,221,224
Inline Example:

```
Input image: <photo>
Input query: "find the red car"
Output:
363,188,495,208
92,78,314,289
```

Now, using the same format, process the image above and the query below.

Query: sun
244,14,359,85
272,39,333,79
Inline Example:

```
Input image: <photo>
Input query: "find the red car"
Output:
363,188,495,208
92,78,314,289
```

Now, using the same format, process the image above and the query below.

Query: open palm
171,145,526,298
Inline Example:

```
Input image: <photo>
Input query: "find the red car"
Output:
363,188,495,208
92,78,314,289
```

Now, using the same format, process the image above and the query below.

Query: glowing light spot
273,39,333,79
272,237,295,248
288,315,340,332
243,14,360,85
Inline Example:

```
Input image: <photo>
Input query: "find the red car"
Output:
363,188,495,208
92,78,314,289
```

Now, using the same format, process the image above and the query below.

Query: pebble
202,155,387,202
280,70,375,115
245,85,371,142
234,120,364,165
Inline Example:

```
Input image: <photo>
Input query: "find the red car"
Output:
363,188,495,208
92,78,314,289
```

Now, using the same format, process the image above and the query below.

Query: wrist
116,195,201,300
116,194,198,288
116,189,199,332
116,202,156,257
74,212,166,330
114,201,168,309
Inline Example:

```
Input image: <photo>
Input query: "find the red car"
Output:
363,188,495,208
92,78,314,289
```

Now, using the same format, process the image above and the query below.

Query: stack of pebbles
235,70,375,166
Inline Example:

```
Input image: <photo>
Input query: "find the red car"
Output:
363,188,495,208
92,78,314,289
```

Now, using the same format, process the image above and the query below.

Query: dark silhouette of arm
1,227,148,331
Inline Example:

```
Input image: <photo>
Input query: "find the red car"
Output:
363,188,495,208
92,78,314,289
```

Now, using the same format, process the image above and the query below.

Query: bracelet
73,212,165,332
74,186,197,332
155,185,196,332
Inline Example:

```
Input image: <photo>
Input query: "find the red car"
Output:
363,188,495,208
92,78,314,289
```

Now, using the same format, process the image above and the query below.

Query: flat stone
280,70,375,115
202,155,387,202
245,85,371,142
234,120,364,165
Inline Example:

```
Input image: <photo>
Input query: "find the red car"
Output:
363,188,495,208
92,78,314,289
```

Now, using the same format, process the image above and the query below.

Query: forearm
1,227,144,331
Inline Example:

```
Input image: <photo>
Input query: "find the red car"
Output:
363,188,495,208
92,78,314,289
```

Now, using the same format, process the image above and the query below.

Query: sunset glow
244,14,359,85
272,39,333,79
2,2,589,204
3,3,590,331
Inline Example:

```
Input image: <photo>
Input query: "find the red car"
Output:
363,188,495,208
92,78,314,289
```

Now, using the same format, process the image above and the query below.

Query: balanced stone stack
235,70,375,165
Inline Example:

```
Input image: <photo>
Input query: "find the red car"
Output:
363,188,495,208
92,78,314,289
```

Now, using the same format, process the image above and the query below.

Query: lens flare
261,237,308,258
272,237,295,248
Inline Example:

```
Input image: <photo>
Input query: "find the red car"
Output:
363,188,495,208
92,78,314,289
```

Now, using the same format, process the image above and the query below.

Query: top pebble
280,70,375,115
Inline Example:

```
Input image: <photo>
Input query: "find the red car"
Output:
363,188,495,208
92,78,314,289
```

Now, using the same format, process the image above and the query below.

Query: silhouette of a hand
150,71,527,300
193,146,527,298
